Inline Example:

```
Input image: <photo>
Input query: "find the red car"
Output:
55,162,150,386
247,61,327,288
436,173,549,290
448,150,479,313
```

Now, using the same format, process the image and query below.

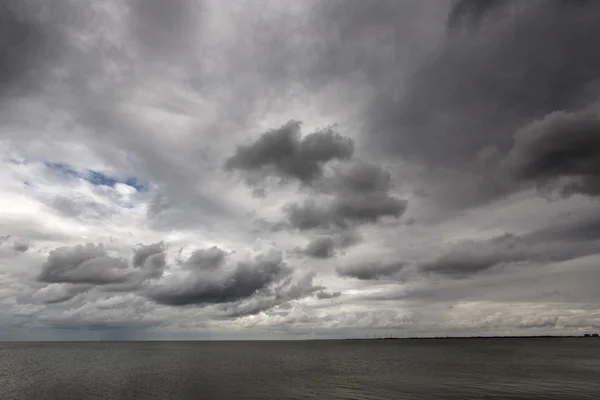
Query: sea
1,338,599,399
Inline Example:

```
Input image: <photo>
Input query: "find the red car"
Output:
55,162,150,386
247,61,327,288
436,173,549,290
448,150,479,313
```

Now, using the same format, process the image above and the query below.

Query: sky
1,0,600,340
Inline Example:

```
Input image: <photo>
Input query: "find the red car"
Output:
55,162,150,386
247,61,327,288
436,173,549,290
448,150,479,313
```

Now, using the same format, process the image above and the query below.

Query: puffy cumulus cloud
145,249,292,306
225,120,354,185
183,246,227,270
279,160,407,232
29,242,327,323
38,244,133,285
34,242,170,301
224,120,408,235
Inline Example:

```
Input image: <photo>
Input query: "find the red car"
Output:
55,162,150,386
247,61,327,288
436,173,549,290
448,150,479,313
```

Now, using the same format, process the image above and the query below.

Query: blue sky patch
45,161,148,192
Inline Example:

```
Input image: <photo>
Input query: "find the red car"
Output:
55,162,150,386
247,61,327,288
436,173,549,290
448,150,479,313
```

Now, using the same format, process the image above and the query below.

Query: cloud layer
1,0,599,339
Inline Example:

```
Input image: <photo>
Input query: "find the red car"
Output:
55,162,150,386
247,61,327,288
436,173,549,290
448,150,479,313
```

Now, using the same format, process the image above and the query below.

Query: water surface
1,338,599,399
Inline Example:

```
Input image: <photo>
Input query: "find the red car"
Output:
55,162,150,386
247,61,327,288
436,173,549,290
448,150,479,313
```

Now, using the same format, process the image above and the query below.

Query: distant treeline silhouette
347,334,599,340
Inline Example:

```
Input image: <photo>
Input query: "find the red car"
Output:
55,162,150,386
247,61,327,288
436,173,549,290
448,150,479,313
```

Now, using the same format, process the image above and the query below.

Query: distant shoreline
345,335,600,341
0,335,598,343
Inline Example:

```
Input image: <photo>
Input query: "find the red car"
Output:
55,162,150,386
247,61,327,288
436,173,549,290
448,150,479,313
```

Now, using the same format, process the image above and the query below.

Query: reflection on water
1,339,599,400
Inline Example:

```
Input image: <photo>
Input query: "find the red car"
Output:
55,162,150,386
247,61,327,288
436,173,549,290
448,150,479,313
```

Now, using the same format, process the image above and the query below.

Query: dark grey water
1,339,599,399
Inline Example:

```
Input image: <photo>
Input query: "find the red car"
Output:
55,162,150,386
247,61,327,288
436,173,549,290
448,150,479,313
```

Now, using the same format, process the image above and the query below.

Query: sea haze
2,339,600,400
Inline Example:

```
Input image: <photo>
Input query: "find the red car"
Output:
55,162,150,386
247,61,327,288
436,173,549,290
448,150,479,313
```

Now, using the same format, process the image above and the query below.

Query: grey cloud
5,0,600,339
38,244,132,285
132,242,163,267
221,272,323,318
282,157,406,231
419,219,600,279
290,228,360,258
285,199,332,230
128,0,202,58
132,242,166,280
333,193,407,223
145,249,291,306
369,0,600,165
184,246,227,270
0,0,64,99
504,110,600,196
340,213,600,281
13,242,29,253
52,195,114,219
33,283,90,304
286,194,406,230
225,120,354,185
419,234,526,278
447,0,510,32
306,0,447,88
531,213,600,243
327,161,392,194
336,261,406,281
303,236,336,259
311,0,600,209
316,291,341,300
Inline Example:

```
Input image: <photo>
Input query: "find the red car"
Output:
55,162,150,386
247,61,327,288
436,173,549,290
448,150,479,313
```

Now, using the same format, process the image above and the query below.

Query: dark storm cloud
38,244,132,285
286,194,406,231
504,110,600,196
370,0,600,165
13,242,29,253
309,0,600,208
145,250,291,306
0,0,64,99
336,261,406,281
328,161,392,194
303,236,336,259
225,121,354,185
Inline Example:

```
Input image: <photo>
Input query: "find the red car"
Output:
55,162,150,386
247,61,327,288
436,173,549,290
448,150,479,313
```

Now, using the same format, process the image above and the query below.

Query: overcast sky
1,0,600,340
